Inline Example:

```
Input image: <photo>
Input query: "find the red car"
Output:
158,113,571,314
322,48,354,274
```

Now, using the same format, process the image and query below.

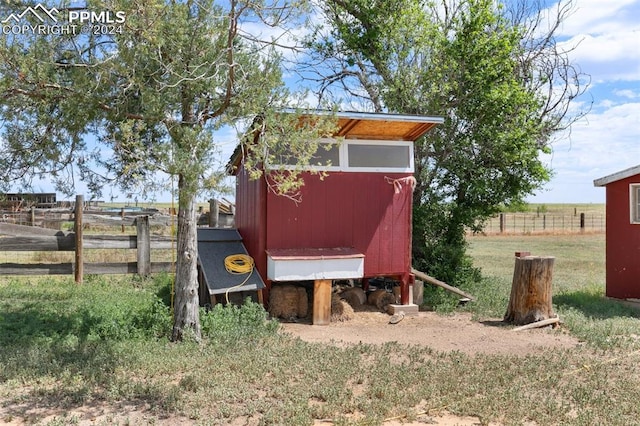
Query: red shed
594,164,640,300
230,111,442,324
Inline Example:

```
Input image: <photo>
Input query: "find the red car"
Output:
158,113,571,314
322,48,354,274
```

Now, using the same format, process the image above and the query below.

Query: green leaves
313,0,580,285
0,0,308,199
238,107,339,200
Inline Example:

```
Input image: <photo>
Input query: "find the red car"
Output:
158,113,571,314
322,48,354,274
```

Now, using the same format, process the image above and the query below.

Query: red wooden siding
234,166,268,285
604,174,640,299
265,171,413,278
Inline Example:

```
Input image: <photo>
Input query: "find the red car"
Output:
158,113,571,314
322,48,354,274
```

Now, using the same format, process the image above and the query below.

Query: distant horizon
46,195,607,207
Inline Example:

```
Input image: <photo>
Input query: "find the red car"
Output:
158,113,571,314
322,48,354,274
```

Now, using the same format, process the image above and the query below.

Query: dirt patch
2,311,579,426
0,401,191,426
280,310,580,356
289,309,580,425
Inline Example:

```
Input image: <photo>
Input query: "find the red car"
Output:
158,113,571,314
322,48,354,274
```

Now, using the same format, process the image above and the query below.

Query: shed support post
313,279,331,325
400,273,413,305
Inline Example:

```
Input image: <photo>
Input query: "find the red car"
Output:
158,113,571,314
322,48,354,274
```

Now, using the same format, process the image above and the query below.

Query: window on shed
310,143,340,167
631,184,640,224
347,144,411,169
271,142,340,168
269,139,414,172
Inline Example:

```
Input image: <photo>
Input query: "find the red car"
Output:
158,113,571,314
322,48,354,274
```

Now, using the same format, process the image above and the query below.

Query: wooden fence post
209,199,219,228
504,255,555,325
499,213,505,233
30,206,35,226
136,215,151,276
580,213,585,232
74,195,84,284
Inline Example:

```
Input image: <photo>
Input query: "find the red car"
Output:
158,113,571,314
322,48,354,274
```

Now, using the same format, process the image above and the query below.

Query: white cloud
527,0,640,203
614,89,640,99
552,0,640,82
530,101,640,203
561,33,640,82
555,0,638,36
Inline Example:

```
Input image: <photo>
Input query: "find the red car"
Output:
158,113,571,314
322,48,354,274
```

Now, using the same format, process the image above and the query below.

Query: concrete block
388,303,419,316
413,280,424,305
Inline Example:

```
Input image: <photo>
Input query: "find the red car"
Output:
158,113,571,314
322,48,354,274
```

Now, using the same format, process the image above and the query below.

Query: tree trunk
504,256,555,325
171,174,202,342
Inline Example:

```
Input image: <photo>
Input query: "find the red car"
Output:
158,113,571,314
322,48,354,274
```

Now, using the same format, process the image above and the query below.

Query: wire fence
479,213,605,235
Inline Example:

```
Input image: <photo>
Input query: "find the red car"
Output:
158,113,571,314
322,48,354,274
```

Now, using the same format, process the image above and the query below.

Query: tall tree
306,0,589,284
0,0,328,341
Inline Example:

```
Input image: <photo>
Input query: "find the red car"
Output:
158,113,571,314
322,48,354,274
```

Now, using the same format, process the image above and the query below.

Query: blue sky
13,0,640,204
213,0,640,207
526,0,640,203
216,0,640,205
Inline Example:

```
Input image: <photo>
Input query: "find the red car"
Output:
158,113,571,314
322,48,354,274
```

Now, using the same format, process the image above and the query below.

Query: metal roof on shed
227,110,443,174
594,164,640,187
297,109,443,141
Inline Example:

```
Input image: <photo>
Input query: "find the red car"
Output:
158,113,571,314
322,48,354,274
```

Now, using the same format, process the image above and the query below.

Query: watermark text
2,4,126,36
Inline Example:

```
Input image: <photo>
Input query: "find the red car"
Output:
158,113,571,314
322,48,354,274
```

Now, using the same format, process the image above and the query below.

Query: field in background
467,233,605,294
466,205,607,321
516,203,605,214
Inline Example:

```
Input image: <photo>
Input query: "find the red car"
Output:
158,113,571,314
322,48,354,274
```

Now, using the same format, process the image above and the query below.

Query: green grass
2,233,640,425
467,233,605,293
465,233,640,349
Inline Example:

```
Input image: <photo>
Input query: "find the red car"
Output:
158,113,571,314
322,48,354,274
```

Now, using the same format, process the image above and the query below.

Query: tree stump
504,256,555,325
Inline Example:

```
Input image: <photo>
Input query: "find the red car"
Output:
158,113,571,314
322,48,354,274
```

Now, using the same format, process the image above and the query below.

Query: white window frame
268,138,414,173
631,184,640,224
344,139,414,173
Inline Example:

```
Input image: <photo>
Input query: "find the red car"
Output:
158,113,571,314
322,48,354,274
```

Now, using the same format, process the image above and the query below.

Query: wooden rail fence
0,195,176,281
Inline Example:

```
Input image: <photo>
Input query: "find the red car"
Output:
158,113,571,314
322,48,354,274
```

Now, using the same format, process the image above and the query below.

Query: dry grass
466,233,605,294
2,206,640,425
2,275,639,426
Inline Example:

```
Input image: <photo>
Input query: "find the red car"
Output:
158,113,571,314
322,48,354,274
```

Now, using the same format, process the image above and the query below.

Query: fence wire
480,213,605,235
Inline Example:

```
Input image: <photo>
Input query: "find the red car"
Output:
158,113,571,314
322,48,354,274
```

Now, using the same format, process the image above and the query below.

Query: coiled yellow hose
223,254,255,303
224,254,254,274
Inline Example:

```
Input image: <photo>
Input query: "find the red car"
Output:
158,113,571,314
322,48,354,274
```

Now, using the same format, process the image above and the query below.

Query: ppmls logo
2,4,58,24
2,3,126,36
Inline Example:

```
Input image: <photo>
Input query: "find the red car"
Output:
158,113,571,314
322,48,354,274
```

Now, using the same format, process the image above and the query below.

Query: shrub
200,299,279,343
59,274,174,341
